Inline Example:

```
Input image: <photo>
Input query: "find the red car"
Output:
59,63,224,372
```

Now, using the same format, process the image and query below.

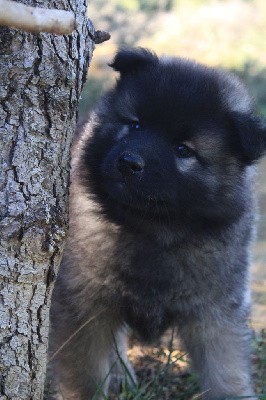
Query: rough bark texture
0,1,94,399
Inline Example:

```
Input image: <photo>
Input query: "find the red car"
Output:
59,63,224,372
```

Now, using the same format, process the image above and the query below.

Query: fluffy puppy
49,48,266,400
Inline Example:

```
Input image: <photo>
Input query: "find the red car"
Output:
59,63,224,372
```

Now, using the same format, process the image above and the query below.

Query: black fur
49,48,266,400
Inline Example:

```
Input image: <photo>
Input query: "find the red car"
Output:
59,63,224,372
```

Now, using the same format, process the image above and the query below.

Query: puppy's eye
175,144,194,158
129,121,142,131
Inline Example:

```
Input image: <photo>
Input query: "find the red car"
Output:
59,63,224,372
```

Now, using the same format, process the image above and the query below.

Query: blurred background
81,0,266,330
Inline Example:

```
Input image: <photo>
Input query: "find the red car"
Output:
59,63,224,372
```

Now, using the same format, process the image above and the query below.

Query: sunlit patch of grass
110,329,199,399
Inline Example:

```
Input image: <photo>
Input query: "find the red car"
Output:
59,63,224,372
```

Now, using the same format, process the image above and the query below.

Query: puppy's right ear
233,112,266,164
109,47,158,74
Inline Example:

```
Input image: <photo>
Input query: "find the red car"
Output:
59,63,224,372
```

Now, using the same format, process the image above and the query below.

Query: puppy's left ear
109,47,158,75
234,112,266,163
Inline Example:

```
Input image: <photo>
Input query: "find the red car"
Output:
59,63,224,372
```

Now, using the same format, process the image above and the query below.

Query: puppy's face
82,48,266,231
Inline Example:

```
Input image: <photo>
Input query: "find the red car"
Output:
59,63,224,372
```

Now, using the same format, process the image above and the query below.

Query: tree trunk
0,1,94,398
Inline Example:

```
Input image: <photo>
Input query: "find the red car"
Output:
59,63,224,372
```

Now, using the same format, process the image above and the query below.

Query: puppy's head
82,48,266,232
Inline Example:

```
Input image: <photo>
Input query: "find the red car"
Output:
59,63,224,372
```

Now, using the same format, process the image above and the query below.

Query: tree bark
0,1,94,398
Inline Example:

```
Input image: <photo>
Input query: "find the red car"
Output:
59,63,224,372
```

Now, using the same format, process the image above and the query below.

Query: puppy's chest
113,244,215,338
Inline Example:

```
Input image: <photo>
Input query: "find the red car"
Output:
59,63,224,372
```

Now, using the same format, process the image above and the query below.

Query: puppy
49,48,266,399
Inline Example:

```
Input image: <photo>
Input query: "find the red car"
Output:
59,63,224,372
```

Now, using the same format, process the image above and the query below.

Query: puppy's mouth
103,177,171,215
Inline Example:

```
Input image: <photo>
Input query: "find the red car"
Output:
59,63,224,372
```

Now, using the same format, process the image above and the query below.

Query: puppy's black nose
117,152,145,176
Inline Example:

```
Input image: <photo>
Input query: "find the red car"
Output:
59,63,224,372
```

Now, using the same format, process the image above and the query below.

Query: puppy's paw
109,360,137,394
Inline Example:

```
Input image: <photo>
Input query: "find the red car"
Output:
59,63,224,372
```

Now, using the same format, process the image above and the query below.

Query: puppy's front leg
50,313,120,400
179,315,254,400
109,327,137,394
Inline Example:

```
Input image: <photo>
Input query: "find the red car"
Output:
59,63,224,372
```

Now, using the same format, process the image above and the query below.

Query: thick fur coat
49,48,266,399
